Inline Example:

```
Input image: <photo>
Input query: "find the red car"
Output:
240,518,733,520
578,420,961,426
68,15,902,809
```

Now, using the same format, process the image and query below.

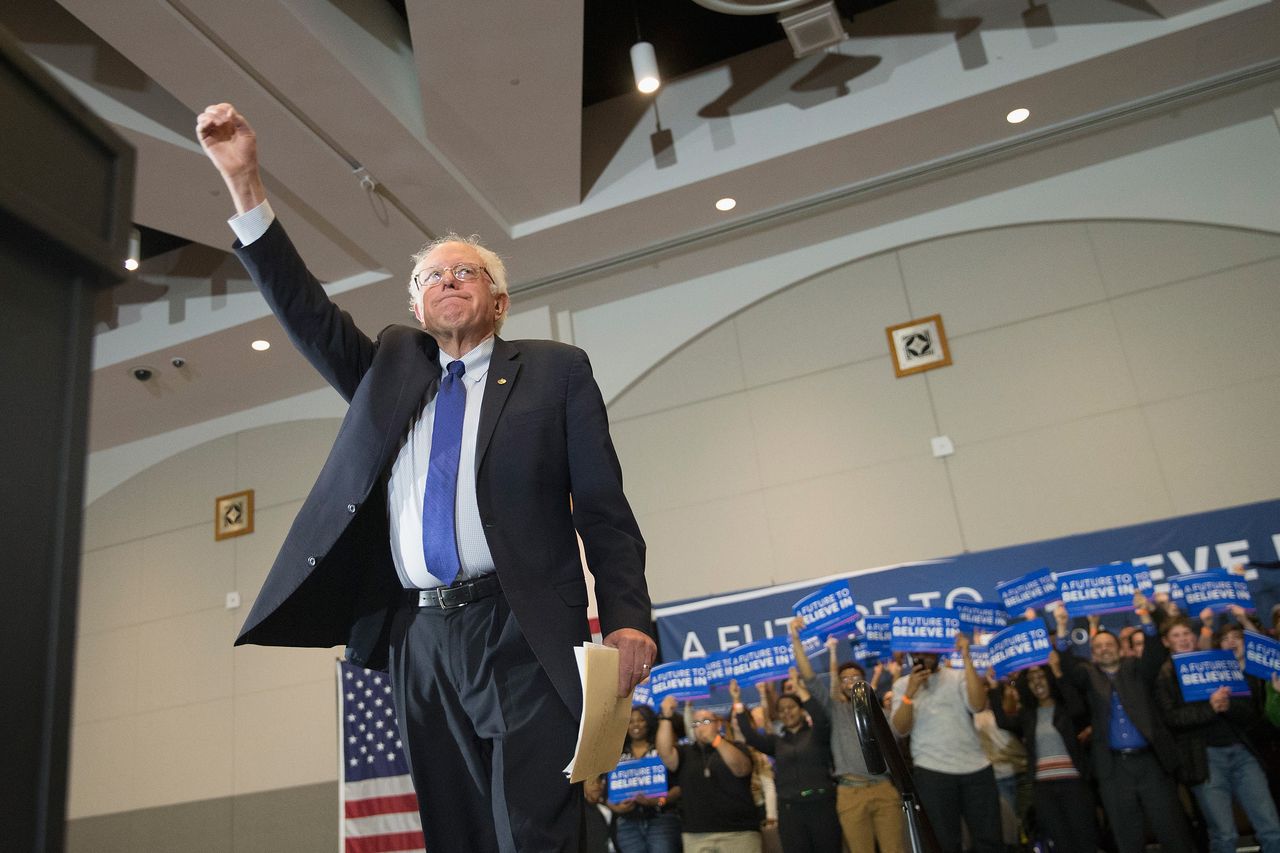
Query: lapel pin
497,378,507,385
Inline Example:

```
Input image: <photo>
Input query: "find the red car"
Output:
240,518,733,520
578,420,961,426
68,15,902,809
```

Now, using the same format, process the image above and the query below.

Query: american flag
339,661,426,853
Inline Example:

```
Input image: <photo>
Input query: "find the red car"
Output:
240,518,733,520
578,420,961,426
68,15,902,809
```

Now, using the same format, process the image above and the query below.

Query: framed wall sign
886,314,951,377
214,489,254,540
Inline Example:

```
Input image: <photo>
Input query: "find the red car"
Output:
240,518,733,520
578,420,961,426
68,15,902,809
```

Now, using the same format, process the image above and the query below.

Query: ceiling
3,0,1278,453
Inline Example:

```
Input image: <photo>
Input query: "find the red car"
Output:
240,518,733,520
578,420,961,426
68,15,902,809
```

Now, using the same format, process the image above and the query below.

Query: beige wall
608,220,1280,602
69,218,1280,844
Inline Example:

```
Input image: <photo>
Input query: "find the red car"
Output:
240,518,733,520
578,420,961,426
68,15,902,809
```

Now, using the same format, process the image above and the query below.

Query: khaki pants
681,830,763,853
837,780,906,853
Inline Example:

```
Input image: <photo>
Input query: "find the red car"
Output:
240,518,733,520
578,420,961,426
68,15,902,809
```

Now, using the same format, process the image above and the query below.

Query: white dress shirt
230,201,498,589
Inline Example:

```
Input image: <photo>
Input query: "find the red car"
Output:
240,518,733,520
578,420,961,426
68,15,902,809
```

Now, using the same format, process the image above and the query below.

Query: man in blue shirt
1053,597,1192,853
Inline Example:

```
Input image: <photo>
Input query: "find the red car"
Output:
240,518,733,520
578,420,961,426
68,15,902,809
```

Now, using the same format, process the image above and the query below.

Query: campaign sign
1173,650,1250,702
1055,563,1154,616
1243,631,1280,680
889,607,961,653
648,659,709,701
1168,570,1253,612
997,568,1059,614
794,580,860,635
987,621,1054,680
632,680,655,709
607,756,668,803
862,616,894,657
701,652,733,685
726,637,794,686
852,640,878,666
947,645,989,671
954,601,1008,635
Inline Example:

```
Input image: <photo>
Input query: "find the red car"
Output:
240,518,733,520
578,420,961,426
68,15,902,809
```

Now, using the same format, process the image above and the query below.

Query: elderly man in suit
197,103,656,853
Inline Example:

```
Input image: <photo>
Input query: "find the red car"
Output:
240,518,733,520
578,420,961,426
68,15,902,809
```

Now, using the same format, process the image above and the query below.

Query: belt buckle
436,584,472,609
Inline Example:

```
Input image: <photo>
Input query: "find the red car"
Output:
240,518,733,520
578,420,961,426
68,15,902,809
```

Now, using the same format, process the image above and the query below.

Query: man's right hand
195,103,267,214
905,664,930,698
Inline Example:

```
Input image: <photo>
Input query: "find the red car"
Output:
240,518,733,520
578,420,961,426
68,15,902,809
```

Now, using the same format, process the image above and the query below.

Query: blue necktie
423,360,466,586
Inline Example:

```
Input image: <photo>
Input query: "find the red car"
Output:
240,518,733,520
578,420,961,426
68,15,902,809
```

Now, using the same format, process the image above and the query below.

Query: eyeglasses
691,719,718,727
412,262,489,291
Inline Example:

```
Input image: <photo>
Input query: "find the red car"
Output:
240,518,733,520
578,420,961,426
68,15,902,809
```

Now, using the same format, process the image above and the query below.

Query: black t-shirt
672,741,759,834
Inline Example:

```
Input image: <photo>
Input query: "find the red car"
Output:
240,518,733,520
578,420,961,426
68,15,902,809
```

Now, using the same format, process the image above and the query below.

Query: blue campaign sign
701,652,732,685
861,615,893,657
987,621,1054,679
1168,570,1253,612
852,639,878,665
947,645,990,672
997,568,1059,614
1055,563,1154,617
890,607,960,653
954,601,1009,635
794,579,860,634
653,500,1280,665
725,636,806,686
1243,631,1280,680
632,680,655,709
607,756,669,803
1173,650,1250,702
648,659,709,701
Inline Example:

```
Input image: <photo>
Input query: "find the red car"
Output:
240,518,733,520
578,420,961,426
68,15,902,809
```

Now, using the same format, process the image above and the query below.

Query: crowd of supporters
587,597,1280,853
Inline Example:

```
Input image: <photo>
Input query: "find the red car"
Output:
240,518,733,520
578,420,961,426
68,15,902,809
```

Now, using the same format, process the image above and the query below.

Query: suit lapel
475,337,520,473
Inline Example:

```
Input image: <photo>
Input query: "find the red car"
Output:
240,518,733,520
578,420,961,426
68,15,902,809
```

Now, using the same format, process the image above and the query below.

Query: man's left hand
604,628,657,698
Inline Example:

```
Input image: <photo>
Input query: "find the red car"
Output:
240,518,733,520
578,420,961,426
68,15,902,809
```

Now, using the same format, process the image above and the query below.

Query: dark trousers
778,796,842,853
913,766,1002,853
1031,778,1097,853
388,591,581,853
1096,751,1193,853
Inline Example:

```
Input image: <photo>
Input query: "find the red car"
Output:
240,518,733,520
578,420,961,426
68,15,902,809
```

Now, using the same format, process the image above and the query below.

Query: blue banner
861,615,893,657
653,500,1280,665
648,659,709,701
631,680,655,709
1168,570,1253,613
1173,650,1250,702
793,579,860,634
954,601,1009,635
1056,563,1154,617
1243,631,1280,680
947,645,990,672
852,640,878,666
890,607,960,653
726,637,794,686
987,621,1054,679
997,568,1059,614
607,756,669,803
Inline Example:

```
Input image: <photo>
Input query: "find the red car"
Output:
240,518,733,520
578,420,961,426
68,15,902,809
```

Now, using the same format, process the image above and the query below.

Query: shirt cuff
228,199,275,246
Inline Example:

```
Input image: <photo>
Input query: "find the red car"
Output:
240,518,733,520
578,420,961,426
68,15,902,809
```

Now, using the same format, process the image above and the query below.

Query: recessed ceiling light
715,197,737,212
1006,107,1030,124
251,340,270,351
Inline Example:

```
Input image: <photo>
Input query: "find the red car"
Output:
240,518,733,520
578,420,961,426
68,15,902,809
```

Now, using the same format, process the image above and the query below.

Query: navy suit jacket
231,219,651,712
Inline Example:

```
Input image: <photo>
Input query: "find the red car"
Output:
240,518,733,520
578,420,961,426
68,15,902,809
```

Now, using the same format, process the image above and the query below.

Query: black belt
403,574,501,609
1113,747,1149,757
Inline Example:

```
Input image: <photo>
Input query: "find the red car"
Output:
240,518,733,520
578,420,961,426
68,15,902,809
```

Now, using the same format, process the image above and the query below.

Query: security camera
170,356,187,369
131,366,154,382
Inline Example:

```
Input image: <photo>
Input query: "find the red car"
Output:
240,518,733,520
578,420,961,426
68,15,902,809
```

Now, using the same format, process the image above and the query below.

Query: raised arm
730,680,776,756
790,616,816,681
956,632,988,712
655,695,681,772
197,103,376,399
